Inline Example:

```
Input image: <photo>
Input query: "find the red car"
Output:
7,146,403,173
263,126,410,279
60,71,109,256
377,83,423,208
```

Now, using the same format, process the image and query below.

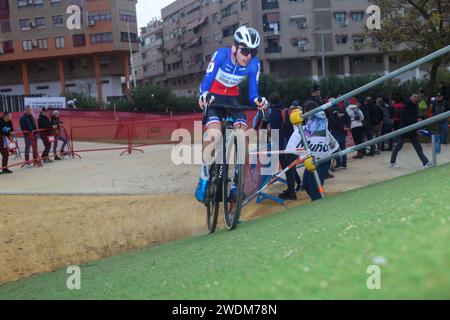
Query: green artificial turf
1,164,450,300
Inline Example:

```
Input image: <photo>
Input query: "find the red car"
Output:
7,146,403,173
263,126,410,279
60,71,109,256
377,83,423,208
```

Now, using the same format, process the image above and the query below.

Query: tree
365,0,450,98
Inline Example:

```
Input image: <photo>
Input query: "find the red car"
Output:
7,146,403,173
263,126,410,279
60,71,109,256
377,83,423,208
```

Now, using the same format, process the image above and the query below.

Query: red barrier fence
8,110,258,157
1,131,42,171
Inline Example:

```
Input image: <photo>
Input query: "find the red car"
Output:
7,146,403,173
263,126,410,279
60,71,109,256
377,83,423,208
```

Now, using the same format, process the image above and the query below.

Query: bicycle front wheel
206,164,220,234
223,133,246,231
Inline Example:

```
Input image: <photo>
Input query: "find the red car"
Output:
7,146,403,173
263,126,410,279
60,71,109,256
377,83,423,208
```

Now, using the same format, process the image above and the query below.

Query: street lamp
316,27,326,78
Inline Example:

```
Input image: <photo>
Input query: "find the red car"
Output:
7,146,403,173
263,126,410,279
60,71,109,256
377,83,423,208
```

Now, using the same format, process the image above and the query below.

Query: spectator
0,112,14,174
439,82,448,102
431,92,449,145
67,98,77,109
378,98,395,151
19,106,38,165
306,84,335,179
390,92,431,168
286,102,339,201
360,97,377,156
328,98,351,170
51,110,68,160
267,93,302,200
346,103,365,159
38,107,54,163
392,99,404,132
369,97,384,153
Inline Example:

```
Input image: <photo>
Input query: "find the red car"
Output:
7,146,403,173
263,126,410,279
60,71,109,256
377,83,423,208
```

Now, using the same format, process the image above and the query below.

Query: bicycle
204,103,254,233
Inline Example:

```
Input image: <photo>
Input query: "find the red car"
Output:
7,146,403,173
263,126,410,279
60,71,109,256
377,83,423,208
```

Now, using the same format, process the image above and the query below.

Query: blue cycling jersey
199,47,261,103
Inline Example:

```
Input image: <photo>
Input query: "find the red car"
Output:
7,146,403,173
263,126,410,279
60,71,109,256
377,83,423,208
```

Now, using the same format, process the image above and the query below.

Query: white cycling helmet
234,26,261,49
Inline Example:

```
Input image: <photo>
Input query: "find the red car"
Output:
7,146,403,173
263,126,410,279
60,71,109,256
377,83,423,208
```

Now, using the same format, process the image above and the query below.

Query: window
90,32,113,44
53,15,64,27
55,36,65,48
351,12,364,22
0,21,11,33
51,0,62,6
335,34,348,44
221,3,237,18
121,32,138,42
335,12,347,25
73,34,86,47
19,19,31,30
22,40,33,51
119,13,136,23
352,34,364,44
100,57,110,67
35,17,46,29
241,0,248,11
38,38,48,49
88,10,112,24
2,40,14,53
354,57,364,65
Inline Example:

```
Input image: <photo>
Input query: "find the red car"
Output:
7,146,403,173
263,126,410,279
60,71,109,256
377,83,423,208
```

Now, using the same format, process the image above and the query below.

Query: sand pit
1,141,449,284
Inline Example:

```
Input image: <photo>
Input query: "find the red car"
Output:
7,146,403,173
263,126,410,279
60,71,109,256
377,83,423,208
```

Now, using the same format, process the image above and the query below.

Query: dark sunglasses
239,47,257,57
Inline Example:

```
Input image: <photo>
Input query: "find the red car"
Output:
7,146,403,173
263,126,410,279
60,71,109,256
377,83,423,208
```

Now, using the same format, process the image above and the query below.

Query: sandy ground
1,140,449,284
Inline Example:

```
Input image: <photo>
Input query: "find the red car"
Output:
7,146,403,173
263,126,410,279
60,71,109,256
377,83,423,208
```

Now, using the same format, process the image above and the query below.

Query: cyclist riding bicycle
195,26,268,203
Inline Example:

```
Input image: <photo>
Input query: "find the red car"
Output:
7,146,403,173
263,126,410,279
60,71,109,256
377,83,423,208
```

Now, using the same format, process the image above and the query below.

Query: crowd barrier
1,131,40,171
1,127,73,171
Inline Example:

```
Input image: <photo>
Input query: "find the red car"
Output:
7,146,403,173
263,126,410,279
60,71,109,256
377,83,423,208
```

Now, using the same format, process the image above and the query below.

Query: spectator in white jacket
346,103,365,159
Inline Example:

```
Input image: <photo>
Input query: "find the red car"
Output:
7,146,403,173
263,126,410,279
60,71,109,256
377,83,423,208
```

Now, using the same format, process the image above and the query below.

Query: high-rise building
135,19,165,87
138,0,418,97
0,0,139,102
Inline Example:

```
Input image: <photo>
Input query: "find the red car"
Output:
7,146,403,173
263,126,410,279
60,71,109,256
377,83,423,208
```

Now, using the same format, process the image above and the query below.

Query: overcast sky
136,0,174,28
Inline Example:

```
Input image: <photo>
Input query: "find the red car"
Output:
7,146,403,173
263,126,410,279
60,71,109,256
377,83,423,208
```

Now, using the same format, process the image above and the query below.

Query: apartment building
138,0,423,97
134,19,165,87
0,0,139,102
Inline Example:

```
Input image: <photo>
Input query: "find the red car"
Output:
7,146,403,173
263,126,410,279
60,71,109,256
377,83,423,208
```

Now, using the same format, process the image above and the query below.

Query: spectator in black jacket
0,112,14,173
431,93,449,144
51,110,67,160
38,107,54,163
378,98,395,151
19,106,38,165
328,100,351,169
370,98,384,153
390,92,431,168
360,97,376,156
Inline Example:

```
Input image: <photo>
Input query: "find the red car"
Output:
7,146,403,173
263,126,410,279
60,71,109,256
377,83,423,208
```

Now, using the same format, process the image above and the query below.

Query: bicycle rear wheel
223,134,246,230
206,164,220,233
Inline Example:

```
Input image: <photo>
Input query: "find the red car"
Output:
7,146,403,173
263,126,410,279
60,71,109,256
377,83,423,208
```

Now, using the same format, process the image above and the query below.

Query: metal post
297,125,325,199
432,134,437,167
127,22,137,88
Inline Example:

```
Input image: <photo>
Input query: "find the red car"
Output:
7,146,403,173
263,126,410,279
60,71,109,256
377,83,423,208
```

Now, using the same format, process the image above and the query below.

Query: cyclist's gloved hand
255,97,269,111
290,109,303,126
304,156,316,172
199,92,215,110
